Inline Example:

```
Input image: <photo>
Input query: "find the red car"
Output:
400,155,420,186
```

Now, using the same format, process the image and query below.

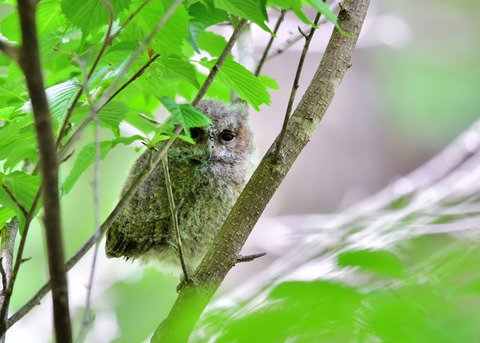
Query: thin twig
138,113,162,125
162,157,191,283
76,51,103,343
254,10,285,76
8,13,247,329
274,12,322,160
1,185,27,217
0,41,20,62
237,252,266,263
266,1,340,61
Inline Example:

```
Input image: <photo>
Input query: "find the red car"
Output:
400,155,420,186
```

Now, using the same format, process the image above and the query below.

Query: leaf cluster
0,0,342,229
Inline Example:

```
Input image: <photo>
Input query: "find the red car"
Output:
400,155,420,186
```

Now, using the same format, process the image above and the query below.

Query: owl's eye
219,130,235,142
189,128,204,142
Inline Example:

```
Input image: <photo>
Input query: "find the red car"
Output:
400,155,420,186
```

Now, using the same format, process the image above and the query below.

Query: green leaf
152,3,190,56
158,97,212,132
62,0,131,36
306,0,354,38
198,30,228,58
0,107,15,121
98,101,128,136
200,58,271,110
0,171,41,233
186,2,229,52
268,0,312,25
0,207,15,231
337,249,405,278
214,0,271,34
20,80,81,132
163,56,200,89
258,75,280,90
62,135,144,195
62,141,113,195
0,116,37,172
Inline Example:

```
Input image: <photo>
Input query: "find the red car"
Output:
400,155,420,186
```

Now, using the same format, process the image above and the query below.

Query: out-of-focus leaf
258,75,280,90
337,249,405,278
198,31,228,58
61,135,144,195
268,0,312,25
163,56,200,88
0,207,15,231
306,0,354,37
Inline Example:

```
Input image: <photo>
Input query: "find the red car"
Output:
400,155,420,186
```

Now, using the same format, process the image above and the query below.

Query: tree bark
17,1,72,342
151,0,371,342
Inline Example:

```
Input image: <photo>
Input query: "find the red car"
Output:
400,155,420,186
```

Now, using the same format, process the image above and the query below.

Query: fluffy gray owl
105,99,256,272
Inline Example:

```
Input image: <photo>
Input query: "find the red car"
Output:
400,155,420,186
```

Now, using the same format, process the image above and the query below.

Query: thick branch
151,0,370,342
17,0,72,342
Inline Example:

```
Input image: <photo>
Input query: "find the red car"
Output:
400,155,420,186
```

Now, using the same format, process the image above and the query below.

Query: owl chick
105,99,256,272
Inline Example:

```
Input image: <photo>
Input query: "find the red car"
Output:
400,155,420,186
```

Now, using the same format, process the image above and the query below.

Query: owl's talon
237,252,266,263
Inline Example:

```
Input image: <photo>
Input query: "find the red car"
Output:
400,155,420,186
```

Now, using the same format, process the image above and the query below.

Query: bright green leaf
258,75,280,90
163,56,200,89
198,30,228,58
0,207,15,230
214,0,271,34
98,101,129,136
186,2,229,52
0,107,15,121
159,97,212,132
20,80,81,132
62,0,131,36
268,0,312,25
306,0,354,37
200,58,271,110
0,171,41,233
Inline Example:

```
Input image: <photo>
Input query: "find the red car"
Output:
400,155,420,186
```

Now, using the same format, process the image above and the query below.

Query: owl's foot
237,252,267,263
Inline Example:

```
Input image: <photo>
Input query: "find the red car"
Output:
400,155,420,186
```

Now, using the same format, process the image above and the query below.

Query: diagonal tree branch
151,0,370,342
16,0,72,342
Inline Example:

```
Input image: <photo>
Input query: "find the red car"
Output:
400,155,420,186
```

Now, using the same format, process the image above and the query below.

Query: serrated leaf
163,56,200,88
0,171,41,233
186,2,229,52
98,101,128,136
20,80,80,132
214,0,271,34
258,75,280,90
268,0,312,25
201,58,271,110
337,249,405,278
62,0,131,36
62,141,113,195
152,3,190,56
0,207,15,231
0,107,15,121
159,97,212,132
306,0,354,38
198,30,228,57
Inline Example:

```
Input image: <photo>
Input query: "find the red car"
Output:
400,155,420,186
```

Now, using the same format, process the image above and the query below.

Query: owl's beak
206,138,215,160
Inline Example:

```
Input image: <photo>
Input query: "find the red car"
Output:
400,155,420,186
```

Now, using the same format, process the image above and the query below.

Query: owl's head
171,100,256,172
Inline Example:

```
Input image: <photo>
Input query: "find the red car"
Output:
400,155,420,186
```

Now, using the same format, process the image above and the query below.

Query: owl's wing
105,152,171,260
